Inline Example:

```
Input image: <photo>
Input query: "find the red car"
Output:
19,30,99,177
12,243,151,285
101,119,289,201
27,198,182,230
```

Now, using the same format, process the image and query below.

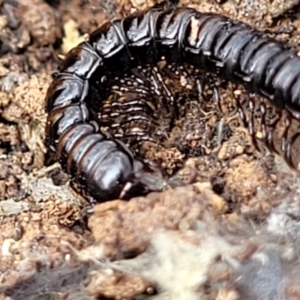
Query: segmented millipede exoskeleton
236,91,300,170
45,3,300,203
98,60,227,176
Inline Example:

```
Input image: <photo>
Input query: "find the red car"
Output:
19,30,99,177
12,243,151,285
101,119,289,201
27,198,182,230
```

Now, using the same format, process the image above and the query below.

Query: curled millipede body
99,60,227,175
236,92,300,170
45,4,300,202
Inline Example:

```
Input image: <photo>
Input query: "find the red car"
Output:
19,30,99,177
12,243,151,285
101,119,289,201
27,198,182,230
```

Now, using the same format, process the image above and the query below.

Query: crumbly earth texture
1,0,300,299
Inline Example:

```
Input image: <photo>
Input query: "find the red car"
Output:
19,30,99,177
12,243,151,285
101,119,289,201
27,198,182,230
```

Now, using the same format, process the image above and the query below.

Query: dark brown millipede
45,3,300,203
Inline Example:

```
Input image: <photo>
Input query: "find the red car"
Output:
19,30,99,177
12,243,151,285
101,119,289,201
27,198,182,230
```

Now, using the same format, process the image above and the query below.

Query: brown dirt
1,0,300,299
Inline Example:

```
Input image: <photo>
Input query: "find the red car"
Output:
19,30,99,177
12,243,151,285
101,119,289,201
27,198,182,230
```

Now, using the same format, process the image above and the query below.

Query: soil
1,0,300,299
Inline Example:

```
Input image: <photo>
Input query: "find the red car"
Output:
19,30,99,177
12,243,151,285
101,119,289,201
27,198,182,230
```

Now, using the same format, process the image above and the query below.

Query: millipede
45,2,300,203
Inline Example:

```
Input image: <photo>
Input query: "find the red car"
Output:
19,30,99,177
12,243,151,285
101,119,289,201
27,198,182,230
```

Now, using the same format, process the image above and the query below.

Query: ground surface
1,0,300,299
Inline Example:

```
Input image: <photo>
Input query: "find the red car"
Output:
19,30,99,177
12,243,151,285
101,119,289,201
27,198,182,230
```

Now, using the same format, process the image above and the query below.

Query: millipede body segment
45,4,300,203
